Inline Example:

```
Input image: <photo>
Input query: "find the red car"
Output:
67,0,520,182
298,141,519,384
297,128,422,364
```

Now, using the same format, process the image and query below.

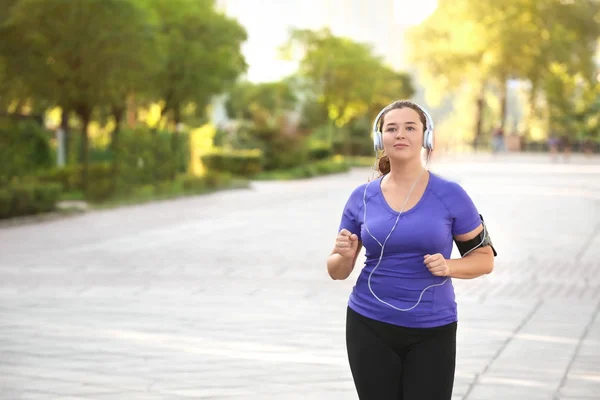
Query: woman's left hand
424,253,451,277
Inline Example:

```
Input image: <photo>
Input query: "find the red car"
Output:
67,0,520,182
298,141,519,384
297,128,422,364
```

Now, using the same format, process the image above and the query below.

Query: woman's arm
447,224,494,279
327,241,362,280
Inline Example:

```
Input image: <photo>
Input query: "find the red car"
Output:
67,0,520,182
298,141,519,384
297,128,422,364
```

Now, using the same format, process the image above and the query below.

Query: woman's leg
402,322,457,400
345,307,403,400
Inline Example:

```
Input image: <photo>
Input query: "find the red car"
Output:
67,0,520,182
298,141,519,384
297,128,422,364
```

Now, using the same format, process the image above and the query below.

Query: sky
219,0,438,83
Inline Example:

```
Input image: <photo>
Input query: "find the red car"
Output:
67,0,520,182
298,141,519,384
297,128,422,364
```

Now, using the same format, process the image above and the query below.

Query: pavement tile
1,154,599,399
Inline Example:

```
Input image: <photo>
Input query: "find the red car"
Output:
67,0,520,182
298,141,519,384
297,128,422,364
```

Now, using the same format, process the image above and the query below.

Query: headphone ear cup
373,131,383,152
423,129,434,150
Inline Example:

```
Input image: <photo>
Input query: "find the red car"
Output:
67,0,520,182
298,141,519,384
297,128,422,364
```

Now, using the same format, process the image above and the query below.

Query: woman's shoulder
344,176,382,205
350,176,382,195
428,172,471,201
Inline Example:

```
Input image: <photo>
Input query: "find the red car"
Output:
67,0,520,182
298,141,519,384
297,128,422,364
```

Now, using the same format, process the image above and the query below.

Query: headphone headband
372,101,434,152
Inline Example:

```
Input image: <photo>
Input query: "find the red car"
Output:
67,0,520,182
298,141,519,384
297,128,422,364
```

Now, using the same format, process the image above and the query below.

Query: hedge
0,118,55,186
0,182,62,219
252,157,350,180
201,149,262,177
34,162,114,202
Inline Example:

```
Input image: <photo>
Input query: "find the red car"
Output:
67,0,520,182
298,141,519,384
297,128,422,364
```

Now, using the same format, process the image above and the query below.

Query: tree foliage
0,0,248,186
407,0,600,143
284,28,414,125
0,0,159,185
151,0,247,126
225,79,298,124
281,28,414,151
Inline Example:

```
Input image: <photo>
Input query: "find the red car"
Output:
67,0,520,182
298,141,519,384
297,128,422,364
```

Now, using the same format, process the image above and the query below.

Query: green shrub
30,163,113,203
10,185,36,216
85,163,114,202
0,118,55,186
309,143,333,161
155,180,176,195
243,125,309,171
114,128,171,186
204,171,233,187
253,157,350,180
201,149,262,176
131,184,156,200
181,175,207,192
0,189,11,217
0,182,62,219
34,183,62,212
36,165,82,192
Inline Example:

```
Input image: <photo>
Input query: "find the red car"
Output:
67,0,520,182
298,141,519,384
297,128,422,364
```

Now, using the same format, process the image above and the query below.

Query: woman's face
381,107,424,162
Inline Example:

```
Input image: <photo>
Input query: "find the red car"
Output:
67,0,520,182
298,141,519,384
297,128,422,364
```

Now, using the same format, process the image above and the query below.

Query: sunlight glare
394,0,437,25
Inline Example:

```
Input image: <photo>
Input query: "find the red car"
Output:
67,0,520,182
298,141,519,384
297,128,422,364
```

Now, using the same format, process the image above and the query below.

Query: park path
1,154,599,399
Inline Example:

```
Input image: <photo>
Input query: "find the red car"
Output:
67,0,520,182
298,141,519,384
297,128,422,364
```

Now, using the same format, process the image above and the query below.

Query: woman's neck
386,159,427,186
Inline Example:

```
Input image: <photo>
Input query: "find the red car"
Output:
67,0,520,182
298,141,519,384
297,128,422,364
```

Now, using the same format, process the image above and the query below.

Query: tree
407,0,600,146
281,28,414,153
527,1,600,141
147,0,247,177
225,79,298,124
0,0,159,189
151,0,247,128
407,0,529,146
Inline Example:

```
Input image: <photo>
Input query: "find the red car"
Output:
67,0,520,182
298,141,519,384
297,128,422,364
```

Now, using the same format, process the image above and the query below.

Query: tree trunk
473,85,485,150
110,105,124,193
499,78,508,130
61,108,70,163
77,107,91,192
126,93,137,129
171,105,181,180
524,80,538,142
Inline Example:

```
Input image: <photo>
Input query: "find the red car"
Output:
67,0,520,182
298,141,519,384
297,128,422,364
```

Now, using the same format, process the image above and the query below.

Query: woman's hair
376,100,428,176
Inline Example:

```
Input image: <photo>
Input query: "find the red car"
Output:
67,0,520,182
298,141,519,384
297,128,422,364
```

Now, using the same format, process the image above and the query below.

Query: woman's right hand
335,229,359,258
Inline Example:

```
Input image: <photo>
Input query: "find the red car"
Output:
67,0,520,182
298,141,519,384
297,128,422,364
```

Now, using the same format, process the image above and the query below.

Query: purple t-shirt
338,172,482,328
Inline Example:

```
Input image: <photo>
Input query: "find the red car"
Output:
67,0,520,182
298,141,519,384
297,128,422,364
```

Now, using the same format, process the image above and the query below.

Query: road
1,154,599,400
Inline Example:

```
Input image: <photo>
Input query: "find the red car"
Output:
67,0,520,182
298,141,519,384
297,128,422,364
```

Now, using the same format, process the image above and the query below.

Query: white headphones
362,168,488,312
372,101,435,153
364,101,487,312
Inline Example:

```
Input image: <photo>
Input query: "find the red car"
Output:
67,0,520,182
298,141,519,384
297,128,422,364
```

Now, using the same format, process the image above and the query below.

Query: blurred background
1,2,600,399
1,0,599,219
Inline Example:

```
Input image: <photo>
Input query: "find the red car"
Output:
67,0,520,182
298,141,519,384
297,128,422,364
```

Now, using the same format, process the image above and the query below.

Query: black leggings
346,307,457,400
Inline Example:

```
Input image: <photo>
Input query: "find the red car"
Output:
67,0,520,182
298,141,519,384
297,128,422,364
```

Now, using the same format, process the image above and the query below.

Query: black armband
455,214,497,257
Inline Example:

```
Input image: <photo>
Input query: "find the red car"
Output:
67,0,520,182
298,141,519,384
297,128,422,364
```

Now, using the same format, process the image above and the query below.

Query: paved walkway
0,154,599,399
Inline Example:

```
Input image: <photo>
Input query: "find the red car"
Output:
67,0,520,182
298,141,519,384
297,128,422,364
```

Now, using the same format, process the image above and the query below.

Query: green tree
225,79,298,124
0,0,19,112
151,0,247,128
282,28,414,153
407,0,527,146
526,1,600,141
148,0,247,177
408,0,600,146
0,0,159,189
543,63,600,140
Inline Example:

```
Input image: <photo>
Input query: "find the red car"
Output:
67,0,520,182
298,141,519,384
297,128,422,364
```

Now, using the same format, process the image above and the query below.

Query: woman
327,100,496,400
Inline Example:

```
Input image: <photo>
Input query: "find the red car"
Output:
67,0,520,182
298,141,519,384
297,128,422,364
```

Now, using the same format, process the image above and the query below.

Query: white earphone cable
362,151,487,312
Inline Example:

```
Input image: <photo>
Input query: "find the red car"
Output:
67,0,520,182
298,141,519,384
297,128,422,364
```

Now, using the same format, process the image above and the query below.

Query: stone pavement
0,154,599,400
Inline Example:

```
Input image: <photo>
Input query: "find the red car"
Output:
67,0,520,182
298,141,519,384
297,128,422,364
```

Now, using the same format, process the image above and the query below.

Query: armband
455,214,497,257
